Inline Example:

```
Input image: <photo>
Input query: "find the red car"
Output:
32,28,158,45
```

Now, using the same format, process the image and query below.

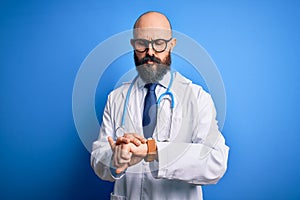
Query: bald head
133,11,173,40
134,11,172,30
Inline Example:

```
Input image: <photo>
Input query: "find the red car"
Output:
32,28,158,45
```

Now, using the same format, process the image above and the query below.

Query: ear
130,39,135,48
169,38,177,51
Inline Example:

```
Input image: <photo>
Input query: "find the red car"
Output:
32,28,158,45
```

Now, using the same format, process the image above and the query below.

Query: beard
134,51,171,84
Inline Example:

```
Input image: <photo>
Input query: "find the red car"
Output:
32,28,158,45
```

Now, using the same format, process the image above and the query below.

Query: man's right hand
108,136,131,174
108,134,148,174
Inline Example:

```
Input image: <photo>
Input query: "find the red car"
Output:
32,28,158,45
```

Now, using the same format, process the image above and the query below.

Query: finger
116,145,131,165
130,137,141,146
107,136,116,150
132,133,147,143
117,145,131,163
112,154,118,168
114,146,125,167
116,145,123,166
116,145,132,166
112,145,123,167
123,133,144,146
125,133,147,144
116,163,128,174
112,151,118,168
116,137,130,145
120,150,132,161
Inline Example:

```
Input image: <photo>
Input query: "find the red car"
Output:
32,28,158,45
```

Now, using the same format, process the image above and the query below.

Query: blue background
1,0,300,199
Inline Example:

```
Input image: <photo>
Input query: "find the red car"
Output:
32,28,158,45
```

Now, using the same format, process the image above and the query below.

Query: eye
135,39,147,47
154,39,165,46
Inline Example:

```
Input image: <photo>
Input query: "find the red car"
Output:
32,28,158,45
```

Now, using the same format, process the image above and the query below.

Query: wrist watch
144,138,157,162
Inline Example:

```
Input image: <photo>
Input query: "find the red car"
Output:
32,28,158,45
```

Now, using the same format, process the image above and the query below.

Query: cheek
135,52,146,60
157,52,169,61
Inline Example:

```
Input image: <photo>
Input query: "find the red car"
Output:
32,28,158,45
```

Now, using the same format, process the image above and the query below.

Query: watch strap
145,138,157,162
147,138,156,154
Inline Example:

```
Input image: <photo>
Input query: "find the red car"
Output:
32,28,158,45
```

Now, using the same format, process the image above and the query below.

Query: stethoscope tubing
121,72,175,128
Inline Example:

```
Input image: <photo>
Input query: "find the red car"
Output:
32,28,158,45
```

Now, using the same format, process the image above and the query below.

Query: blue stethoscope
120,72,175,130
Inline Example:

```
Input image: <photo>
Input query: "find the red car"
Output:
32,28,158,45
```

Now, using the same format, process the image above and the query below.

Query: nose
145,44,155,56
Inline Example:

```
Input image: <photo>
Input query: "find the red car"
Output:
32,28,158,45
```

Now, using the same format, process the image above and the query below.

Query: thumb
107,136,116,150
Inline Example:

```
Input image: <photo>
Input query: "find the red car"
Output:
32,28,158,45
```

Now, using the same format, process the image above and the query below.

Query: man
91,11,229,200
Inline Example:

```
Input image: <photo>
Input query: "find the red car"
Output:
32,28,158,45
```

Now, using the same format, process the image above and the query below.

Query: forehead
133,28,172,39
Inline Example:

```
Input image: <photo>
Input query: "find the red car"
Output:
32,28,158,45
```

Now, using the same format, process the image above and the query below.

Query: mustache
140,55,162,65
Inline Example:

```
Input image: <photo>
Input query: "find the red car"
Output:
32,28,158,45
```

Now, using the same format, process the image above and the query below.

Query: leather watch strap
147,138,156,153
145,138,157,162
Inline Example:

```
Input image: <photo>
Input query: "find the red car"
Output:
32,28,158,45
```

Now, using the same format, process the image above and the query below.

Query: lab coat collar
137,70,171,89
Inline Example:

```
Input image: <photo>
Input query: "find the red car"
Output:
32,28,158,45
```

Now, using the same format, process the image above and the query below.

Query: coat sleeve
90,94,122,182
150,91,229,185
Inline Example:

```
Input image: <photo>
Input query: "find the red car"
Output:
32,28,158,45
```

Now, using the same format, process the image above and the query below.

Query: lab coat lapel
120,81,143,136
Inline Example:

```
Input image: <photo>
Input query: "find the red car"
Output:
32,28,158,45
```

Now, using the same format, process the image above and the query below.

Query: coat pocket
110,193,127,200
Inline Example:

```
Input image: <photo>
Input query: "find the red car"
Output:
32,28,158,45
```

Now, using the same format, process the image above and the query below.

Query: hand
108,135,148,174
108,136,132,174
115,133,148,167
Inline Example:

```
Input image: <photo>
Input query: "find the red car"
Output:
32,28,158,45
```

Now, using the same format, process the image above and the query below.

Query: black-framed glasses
131,38,172,53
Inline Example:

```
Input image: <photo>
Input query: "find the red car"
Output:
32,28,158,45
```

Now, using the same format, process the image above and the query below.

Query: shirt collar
137,70,171,89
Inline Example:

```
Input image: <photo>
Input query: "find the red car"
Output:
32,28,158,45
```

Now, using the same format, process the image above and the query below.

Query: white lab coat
91,72,229,200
